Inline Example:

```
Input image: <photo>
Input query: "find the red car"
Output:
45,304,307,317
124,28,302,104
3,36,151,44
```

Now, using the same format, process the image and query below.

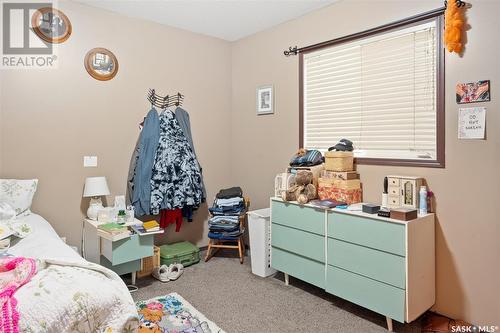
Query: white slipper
167,263,184,281
152,265,171,282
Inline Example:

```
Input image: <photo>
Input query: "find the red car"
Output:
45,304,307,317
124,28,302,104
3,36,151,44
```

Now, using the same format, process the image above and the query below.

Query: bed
8,213,139,333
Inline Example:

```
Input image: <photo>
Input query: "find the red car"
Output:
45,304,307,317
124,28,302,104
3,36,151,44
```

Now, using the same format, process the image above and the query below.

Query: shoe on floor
152,265,171,282
167,263,184,281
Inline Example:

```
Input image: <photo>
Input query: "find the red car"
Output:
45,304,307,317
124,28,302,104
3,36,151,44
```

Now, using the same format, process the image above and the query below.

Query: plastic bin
247,208,277,277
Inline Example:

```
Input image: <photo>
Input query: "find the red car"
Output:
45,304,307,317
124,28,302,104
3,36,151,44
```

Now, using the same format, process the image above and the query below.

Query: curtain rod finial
284,46,299,57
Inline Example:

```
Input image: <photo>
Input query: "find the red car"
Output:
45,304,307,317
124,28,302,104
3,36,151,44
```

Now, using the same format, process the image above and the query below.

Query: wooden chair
205,197,250,264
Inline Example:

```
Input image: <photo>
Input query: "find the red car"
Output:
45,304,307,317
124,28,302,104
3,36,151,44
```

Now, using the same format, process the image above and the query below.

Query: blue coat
132,108,160,216
175,107,207,200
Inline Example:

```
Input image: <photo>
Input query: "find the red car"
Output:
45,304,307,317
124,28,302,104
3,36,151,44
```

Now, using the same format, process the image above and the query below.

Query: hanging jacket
132,108,160,216
174,107,207,200
125,137,140,206
150,110,203,214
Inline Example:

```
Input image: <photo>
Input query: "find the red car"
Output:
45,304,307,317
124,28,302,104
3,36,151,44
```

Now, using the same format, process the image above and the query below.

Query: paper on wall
458,107,486,139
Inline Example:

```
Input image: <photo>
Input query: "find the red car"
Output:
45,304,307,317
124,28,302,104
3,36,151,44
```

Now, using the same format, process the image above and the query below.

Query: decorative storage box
362,204,380,214
319,178,361,190
318,182,362,204
324,151,354,172
390,208,418,221
137,245,160,278
159,241,200,268
321,170,358,180
386,176,424,209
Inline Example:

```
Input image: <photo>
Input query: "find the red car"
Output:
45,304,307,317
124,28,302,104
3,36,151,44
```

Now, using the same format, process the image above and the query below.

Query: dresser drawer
326,266,405,323
388,196,401,207
388,177,400,186
272,224,325,263
101,234,154,265
388,186,400,196
272,200,325,235
328,212,405,256
328,238,405,289
272,247,325,288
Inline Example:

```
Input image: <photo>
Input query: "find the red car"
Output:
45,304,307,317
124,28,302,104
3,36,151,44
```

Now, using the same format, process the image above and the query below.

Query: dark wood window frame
299,8,445,168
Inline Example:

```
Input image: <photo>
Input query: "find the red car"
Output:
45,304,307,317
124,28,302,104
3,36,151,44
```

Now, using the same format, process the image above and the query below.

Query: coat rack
147,89,184,109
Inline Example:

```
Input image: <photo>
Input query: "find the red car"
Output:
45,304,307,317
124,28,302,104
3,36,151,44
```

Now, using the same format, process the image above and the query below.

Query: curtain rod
284,6,451,57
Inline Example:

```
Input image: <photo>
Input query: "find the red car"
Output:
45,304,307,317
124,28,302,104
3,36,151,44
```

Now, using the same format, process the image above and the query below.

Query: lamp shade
83,177,110,197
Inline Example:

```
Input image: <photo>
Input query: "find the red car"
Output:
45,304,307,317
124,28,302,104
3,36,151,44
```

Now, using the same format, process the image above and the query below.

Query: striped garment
209,215,239,223
289,149,323,167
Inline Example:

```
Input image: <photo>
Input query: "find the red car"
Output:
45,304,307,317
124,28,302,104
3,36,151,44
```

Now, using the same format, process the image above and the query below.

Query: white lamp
83,176,110,220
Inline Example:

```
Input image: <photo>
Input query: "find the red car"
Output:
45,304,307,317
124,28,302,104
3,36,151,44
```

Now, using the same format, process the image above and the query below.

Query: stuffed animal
138,321,162,333
444,0,465,53
295,148,307,157
139,308,163,323
281,170,317,204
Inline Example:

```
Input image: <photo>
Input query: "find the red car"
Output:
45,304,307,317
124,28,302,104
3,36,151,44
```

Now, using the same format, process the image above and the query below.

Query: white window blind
303,21,438,160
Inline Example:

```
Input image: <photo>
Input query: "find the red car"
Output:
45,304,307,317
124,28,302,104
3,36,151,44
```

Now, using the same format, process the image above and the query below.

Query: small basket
137,245,160,278
324,151,354,171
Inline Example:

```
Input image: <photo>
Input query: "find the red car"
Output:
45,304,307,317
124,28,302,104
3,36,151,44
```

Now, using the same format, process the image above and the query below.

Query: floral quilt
16,258,139,333
136,293,224,333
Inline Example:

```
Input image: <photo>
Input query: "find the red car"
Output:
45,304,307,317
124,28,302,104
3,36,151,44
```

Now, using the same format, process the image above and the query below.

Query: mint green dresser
270,198,435,331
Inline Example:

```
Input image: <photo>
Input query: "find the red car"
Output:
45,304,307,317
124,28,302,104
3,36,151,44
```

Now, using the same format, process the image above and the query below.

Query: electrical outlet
83,156,98,167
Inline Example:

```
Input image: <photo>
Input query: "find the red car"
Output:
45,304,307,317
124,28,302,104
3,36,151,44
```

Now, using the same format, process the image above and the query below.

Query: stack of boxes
317,151,362,204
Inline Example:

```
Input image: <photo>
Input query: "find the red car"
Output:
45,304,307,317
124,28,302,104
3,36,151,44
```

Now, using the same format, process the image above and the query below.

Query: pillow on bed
0,201,16,220
0,179,38,216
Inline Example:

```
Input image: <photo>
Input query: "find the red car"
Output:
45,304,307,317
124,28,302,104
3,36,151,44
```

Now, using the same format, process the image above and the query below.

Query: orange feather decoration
444,1,465,53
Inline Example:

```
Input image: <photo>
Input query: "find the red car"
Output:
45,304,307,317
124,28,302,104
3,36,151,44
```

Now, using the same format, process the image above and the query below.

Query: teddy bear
295,148,307,157
281,170,317,204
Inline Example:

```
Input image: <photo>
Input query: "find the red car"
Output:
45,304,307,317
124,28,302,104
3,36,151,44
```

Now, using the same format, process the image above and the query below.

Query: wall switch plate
84,156,98,167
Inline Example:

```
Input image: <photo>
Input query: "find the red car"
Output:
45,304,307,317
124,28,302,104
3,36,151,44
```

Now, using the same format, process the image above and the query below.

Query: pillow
0,179,38,216
0,201,16,220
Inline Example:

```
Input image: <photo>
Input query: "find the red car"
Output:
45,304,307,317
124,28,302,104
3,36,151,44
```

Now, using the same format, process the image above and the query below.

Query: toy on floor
281,170,317,204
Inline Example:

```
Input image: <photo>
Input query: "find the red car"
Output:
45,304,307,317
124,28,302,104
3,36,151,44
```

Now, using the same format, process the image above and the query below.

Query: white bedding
9,214,139,333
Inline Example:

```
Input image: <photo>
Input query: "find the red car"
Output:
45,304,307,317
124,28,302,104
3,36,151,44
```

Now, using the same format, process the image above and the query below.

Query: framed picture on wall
256,85,274,115
456,80,491,104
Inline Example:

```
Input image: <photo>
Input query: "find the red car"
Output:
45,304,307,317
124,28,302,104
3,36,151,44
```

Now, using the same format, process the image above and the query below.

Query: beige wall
1,0,499,326
0,1,233,248
231,0,499,326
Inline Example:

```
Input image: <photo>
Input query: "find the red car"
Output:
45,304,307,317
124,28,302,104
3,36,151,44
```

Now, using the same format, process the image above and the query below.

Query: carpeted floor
132,251,422,333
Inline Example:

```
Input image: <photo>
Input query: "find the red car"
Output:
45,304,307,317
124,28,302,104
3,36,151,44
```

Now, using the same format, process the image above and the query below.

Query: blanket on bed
0,257,38,333
16,258,139,333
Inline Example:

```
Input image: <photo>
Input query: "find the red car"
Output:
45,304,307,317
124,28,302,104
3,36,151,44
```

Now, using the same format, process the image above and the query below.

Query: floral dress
150,111,203,215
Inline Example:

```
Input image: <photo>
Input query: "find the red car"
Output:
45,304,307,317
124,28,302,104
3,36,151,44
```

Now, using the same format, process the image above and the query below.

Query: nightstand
82,218,162,285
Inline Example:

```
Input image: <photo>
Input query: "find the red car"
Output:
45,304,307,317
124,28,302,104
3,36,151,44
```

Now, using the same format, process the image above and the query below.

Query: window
300,11,444,167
